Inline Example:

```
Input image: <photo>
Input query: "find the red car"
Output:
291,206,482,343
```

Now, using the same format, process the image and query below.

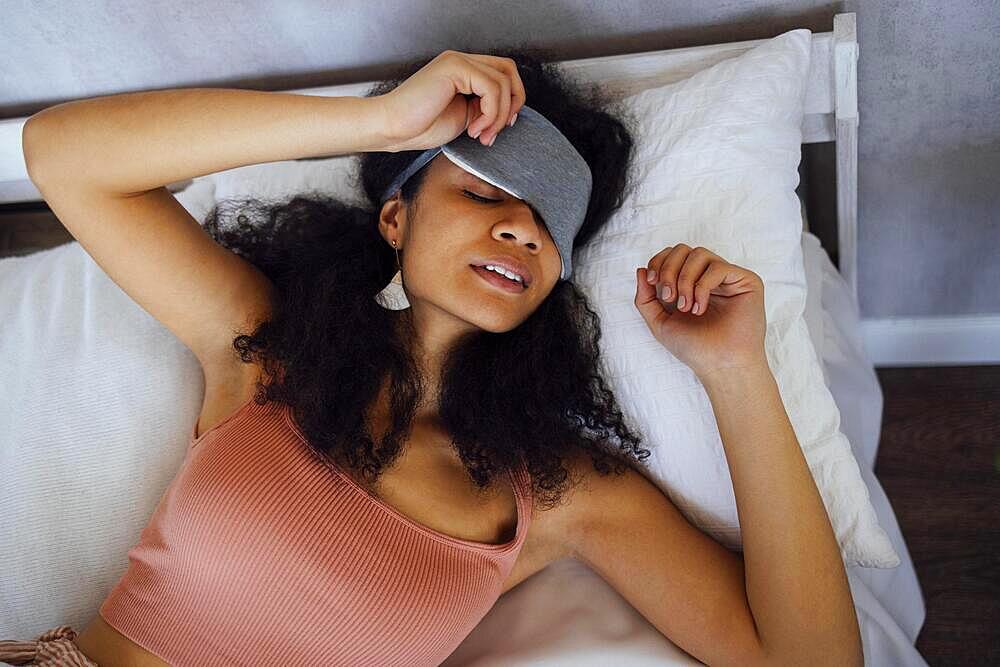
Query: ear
378,194,407,245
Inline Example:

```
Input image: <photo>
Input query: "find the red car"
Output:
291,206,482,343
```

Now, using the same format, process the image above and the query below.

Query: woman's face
378,153,562,334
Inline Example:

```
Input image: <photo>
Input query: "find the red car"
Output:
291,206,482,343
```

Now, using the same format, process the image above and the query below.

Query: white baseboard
860,314,1000,367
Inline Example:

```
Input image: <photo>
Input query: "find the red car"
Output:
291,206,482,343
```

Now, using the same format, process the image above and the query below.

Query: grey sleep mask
379,104,592,280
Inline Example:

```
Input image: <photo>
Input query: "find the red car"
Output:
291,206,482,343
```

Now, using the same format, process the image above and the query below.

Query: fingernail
678,295,686,310
489,134,496,147
646,270,657,284
664,285,671,299
472,128,482,139
510,112,517,127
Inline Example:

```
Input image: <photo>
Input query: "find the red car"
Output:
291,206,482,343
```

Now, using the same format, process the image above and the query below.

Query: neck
390,309,440,409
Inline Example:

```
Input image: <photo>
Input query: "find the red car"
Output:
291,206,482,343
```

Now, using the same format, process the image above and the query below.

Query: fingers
648,245,690,308
643,244,762,317
459,60,499,142
647,245,718,315
464,59,509,145
466,97,483,138
462,53,525,146
676,248,718,314
467,53,526,137
634,266,675,331
479,54,526,125
691,261,733,315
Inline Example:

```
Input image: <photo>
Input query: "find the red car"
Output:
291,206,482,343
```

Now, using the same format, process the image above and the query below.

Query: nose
493,202,547,253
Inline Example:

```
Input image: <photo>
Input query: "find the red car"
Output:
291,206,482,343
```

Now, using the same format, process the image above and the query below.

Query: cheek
403,253,469,295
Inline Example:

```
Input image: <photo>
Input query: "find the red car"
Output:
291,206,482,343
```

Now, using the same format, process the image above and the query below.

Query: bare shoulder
527,448,651,536
555,448,657,530
502,448,646,593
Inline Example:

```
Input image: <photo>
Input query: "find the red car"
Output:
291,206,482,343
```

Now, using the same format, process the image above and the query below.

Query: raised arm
22,87,391,196
20,88,391,369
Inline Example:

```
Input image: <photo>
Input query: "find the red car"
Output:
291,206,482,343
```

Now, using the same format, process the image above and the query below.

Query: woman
5,47,861,666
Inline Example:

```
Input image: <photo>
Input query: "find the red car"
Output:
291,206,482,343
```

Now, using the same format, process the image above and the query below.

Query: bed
440,227,929,666
1,11,928,666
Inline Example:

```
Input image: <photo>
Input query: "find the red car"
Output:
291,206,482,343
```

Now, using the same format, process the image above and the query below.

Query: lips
471,265,527,293
469,255,533,287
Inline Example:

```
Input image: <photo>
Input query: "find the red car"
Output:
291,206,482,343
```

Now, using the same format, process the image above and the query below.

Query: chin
467,308,529,334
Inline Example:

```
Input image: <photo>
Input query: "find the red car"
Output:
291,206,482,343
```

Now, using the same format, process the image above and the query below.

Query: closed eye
462,189,552,239
463,190,500,203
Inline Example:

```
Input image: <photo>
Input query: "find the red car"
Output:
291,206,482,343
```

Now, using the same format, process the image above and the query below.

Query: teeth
484,265,523,283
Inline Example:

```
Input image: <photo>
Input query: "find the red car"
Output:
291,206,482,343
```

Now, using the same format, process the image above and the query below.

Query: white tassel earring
375,238,410,310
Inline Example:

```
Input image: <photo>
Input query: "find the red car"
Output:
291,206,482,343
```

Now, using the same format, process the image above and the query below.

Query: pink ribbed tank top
99,396,533,667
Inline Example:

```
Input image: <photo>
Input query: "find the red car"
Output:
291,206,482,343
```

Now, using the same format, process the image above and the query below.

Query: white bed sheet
443,232,929,666
806,232,927,666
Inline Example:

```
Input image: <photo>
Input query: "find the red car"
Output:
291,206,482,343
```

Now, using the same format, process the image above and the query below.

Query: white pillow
571,28,898,568
212,154,367,208
206,31,896,568
801,229,832,387
0,180,214,638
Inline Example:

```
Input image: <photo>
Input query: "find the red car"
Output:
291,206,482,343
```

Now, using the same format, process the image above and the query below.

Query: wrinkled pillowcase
570,27,898,567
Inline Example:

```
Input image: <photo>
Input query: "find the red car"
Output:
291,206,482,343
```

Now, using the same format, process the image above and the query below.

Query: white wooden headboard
0,12,859,304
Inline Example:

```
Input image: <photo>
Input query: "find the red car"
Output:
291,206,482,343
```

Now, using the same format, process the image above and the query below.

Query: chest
339,422,522,547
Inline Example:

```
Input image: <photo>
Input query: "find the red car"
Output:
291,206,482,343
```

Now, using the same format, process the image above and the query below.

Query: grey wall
856,0,999,318
4,0,998,319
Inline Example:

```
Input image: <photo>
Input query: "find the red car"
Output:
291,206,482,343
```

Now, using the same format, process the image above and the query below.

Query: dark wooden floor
874,365,1000,666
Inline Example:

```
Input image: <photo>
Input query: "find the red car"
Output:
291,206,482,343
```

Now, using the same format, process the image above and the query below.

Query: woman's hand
634,244,768,380
375,50,526,153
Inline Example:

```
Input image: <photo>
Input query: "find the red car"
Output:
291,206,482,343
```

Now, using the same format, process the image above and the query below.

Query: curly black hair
201,44,651,511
